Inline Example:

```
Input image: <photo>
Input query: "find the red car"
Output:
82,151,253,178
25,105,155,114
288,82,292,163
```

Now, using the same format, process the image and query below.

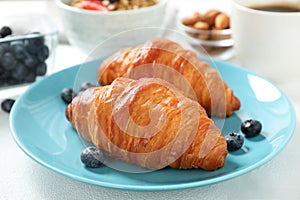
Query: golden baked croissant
66,77,228,170
98,38,240,117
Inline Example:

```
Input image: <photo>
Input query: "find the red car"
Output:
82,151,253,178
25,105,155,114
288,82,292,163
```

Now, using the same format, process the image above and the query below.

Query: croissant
66,77,228,170
98,38,240,117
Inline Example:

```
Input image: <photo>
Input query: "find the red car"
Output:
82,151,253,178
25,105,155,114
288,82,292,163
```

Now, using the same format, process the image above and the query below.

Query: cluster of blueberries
0,26,50,87
225,119,262,152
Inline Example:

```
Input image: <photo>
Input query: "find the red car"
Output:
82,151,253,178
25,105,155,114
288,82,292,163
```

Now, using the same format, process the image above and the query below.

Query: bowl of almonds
177,9,234,60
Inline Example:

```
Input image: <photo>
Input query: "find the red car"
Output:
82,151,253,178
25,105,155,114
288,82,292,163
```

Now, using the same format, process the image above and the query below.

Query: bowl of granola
56,0,168,54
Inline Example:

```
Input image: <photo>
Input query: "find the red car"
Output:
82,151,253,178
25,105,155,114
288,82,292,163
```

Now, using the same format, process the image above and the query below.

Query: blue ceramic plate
10,59,296,191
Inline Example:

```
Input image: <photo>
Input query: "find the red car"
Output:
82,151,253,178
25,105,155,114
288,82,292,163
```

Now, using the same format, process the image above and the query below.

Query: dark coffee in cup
232,0,300,82
250,2,300,12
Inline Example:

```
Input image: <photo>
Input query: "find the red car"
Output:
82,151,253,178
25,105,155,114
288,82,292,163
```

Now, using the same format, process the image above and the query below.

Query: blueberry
24,55,38,69
36,62,47,76
24,40,40,55
24,42,37,55
80,82,96,91
24,72,36,83
225,132,244,151
36,45,49,62
24,34,45,55
0,45,5,57
241,119,262,138
109,0,120,3
0,70,10,79
0,67,10,86
0,26,12,38
80,146,104,168
6,77,21,85
11,62,28,81
1,52,17,70
0,71,6,86
12,43,27,60
1,99,15,113
61,88,76,104
0,78,5,86
0,42,11,52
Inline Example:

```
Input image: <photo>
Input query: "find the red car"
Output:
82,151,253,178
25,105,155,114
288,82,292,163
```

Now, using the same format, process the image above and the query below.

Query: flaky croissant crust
98,38,240,117
66,77,228,170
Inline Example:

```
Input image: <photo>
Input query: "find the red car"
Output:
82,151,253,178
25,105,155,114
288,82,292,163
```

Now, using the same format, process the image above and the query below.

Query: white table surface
1,1,300,199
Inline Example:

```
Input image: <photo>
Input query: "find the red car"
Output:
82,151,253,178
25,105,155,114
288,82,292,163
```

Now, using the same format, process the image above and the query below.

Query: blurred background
1,1,299,200
1,0,232,64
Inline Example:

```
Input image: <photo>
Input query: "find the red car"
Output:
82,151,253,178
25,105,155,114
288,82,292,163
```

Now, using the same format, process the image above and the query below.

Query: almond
182,16,198,26
215,13,230,29
203,9,220,26
197,33,210,40
193,21,210,30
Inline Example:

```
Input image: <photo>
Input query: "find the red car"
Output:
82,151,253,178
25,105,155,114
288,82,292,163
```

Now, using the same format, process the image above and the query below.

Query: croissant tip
65,103,72,122
234,97,241,111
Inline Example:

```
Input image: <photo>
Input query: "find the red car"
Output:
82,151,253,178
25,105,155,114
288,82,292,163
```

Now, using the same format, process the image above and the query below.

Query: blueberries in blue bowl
0,26,51,87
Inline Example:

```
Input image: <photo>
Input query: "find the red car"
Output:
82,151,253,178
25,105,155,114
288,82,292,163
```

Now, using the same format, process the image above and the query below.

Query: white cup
231,0,300,83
